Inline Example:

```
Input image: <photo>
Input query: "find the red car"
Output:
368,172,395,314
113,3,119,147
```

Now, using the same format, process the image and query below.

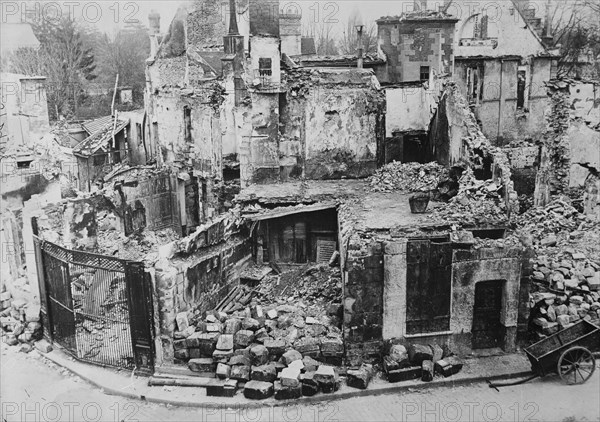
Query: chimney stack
148,10,160,36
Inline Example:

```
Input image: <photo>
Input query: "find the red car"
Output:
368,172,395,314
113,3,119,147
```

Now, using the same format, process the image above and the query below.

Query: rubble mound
429,169,507,226
514,199,600,340
368,161,446,193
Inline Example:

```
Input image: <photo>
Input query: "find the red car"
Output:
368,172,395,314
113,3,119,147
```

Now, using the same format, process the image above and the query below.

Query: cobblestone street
2,344,599,422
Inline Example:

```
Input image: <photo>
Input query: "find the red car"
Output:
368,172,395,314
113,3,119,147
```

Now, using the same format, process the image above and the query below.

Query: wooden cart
523,320,599,385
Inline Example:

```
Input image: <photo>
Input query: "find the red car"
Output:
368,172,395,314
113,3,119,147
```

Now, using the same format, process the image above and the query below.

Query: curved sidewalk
40,347,533,409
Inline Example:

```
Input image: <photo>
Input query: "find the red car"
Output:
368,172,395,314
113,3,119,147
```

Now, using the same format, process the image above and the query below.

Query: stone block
234,330,254,348
205,323,223,333
230,365,251,381
243,381,274,400
173,339,188,351
267,309,278,319
320,338,343,357
387,366,422,383
570,296,584,305
254,328,270,343
422,360,434,382
186,332,219,356
300,371,319,396
314,365,339,393
264,338,286,357
288,359,305,372
250,345,269,366
188,358,216,373
434,356,463,377
206,379,237,397
251,363,277,382
216,334,234,350
216,363,231,379
242,317,260,331
280,367,301,387
294,337,321,358
224,319,242,334
408,344,433,365
430,344,444,363
302,356,320,373
282,349,303,366
274,381,302,400
176,312,189,332
175,349,190,360
34,339,53,353
229,354,251,366
213,349,234,363
346,364,373,390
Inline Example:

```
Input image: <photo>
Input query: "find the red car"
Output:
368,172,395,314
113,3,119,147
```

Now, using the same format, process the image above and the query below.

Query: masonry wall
381,239,522,356
376,19,456,84
454,57,552,145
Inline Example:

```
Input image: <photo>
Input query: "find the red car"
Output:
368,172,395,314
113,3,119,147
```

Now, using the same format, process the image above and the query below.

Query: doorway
472,280,504,349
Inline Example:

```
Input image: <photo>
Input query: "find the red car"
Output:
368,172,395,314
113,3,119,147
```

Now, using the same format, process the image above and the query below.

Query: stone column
383,239,407,339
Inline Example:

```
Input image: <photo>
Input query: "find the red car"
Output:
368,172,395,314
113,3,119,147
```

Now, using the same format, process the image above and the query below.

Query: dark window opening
93,154,106,167
257,209,338,264
470,228,506,239
467,63,484,104
184,107,192,143
472,148,493,180
136,123,143,145
258,58,272,77
16,160,33,169
517,70,526,109
183,175,200,235
420,66,430,82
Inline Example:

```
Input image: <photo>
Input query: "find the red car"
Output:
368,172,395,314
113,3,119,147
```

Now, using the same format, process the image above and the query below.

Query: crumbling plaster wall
385,85,434,135
281,70,385,181
146,87,223,177
454,58,552,145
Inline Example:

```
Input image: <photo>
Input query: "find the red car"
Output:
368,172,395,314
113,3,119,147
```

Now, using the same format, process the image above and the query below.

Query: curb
39,350,534,409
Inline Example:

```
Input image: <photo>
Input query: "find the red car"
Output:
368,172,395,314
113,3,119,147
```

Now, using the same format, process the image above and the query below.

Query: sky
0,0,586,37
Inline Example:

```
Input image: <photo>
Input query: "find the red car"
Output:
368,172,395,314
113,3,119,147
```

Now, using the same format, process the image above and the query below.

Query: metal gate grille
34,236,154,372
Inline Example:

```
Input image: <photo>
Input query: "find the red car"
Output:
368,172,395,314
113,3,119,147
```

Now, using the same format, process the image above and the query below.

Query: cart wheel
557,346,596,385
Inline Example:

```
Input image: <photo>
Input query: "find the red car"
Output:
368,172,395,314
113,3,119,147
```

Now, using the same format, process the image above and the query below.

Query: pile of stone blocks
0,293,44,353
173,306,345,400
383,342,462,383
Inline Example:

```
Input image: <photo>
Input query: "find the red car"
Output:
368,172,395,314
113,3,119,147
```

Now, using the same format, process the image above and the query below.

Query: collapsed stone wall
153,211,252,364
534,80,600,209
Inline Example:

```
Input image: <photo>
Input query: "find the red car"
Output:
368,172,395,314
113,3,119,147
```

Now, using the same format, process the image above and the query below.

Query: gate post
125,262,155,374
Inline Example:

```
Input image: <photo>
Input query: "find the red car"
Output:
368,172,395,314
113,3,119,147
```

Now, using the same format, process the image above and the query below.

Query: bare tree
305,20,339,56
547,0,600,77
339,11,377,56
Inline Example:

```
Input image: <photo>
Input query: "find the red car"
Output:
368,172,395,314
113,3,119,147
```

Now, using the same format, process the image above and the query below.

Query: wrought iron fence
34,237,153,371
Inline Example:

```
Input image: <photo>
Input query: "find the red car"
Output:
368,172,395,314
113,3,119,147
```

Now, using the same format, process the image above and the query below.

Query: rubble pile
0,290,47,353
165,261,353,400
382,343,463,383
513,199,600,338
170,300,347,399
428,168,508,226
255,264,342,308
368,161,446,193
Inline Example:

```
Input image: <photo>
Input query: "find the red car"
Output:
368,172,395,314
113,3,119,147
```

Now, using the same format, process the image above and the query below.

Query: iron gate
33,236,155,374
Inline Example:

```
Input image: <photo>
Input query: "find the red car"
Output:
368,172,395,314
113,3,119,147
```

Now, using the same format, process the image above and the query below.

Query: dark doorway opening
472,280,504,349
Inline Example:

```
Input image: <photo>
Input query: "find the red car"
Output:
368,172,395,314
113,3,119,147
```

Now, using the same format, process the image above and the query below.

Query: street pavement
1,343,599,422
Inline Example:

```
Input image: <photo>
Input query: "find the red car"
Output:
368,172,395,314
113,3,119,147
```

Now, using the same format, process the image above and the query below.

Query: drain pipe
496,60,503,144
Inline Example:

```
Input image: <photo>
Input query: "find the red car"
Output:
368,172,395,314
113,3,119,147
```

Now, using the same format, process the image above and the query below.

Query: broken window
258,58,272,77
183,107,192,143
136,123,143,145
420,66,430,82
466,63,484,105
474,15,488,39
517,69,526,109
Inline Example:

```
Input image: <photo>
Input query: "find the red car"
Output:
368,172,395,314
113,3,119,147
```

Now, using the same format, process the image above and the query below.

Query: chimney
148,10,160,36
228,0,239,35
